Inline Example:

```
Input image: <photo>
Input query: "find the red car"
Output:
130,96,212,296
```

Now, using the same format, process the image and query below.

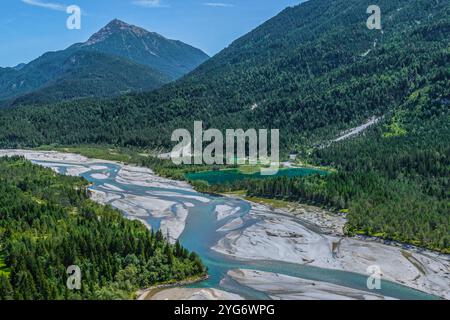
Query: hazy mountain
9,51,172,106
0,0,447,145
0,19,209,106
71,19,210,79
12,63,26,71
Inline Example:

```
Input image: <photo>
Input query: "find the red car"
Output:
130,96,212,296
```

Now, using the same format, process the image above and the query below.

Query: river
1,150,447,300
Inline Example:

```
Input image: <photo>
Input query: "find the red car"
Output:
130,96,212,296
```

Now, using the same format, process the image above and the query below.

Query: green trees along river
0,157,205,300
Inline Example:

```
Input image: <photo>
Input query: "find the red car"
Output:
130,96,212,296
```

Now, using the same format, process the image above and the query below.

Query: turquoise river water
33,160,439,300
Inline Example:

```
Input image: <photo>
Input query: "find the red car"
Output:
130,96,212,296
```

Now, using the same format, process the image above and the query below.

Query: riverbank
224,269,396,300
212,200,450,299
28,146,449,253
232,194,346,236
145,287,244,300
0,150,199,244
137,275,210,300
2,149,448,300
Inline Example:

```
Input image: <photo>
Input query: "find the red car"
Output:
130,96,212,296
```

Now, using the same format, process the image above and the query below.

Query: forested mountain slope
0,157,205,299
1,51,171,107
0,19,209,107
0,0,447,149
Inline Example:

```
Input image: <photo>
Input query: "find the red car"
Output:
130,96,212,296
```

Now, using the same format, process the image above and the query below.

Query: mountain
0,156,205,299
10,51,174,106
0,0,448,252
0,0,448,146
3,0,444,147
0,51,171,107
0,19,209,106
12,63,26,71
72,19,210,79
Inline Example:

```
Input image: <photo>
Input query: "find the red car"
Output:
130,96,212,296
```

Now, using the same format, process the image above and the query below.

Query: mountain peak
108,18,127,25
74,18,209,78
105,19,133,29
84,19,153,46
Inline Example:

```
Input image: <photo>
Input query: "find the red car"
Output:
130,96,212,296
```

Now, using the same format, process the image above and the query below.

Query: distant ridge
72,19,210,79
0,19,209,107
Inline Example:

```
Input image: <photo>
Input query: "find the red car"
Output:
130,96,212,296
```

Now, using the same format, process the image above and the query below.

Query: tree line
0,157,205,300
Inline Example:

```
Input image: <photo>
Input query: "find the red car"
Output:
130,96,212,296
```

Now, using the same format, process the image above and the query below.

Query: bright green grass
37,145,139,163
244,196,293,209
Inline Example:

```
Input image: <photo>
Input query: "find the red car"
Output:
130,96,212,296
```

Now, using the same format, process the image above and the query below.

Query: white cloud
132,0,169,8
204,2,234,7
21,0,66,11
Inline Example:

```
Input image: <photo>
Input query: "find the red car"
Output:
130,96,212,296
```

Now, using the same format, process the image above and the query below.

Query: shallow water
33,159,439,300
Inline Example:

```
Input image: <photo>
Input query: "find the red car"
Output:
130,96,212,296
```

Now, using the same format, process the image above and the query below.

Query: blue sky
1,0,302,67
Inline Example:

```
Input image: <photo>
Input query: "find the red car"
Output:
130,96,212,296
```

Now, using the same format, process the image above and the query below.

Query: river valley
1,150,448,300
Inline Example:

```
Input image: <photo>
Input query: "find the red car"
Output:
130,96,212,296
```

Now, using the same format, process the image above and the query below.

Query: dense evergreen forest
187,107,449,252
0,0,447,254
0,157,205,300
0,0,448,149
0,50,171,109
0,51,172,108
212,129,449,253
